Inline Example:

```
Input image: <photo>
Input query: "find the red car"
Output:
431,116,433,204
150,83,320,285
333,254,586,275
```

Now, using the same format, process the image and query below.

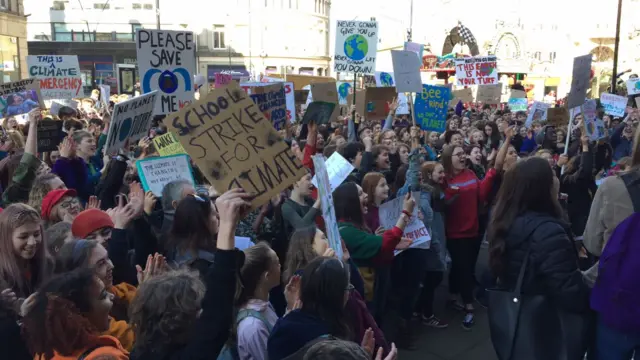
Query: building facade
0,0,27,84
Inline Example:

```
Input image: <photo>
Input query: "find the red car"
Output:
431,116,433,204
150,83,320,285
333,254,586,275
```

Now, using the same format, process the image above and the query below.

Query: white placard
396,93,409,115
454,56,498,86
525,101,550,127
99,84,110,108
626,78,640,96
600,93,627,117
136,154,195,197
27,55,83,101
378,193,431,255
374,71,395,87
391,50,422,93
336,81,353,105
311,152,355,192
49,99,79,117
312,155,343,259
234,236,255,251
334,20,378,74
136,29,195,115
105,91,158,154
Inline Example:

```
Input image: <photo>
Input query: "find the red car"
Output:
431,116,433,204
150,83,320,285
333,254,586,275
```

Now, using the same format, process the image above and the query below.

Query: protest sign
167,82,306,210
391,50,422,93
347,89,366,118
295,90,309,105
311,151,355,192
396,93,409,115
363,75,377,88
36,119,64,152
27,55,83,101
136,29,195,114
334,20,378,74
105,91,159,154
302,102,336,125
250,83,287,130
99,84,110,108
153,132,187,156
312,155,343,259
378,193,431,254
337,81,352,105
234,236,254,251
255,78,296,122
454,56,498,86
414,84,450,133
364,87,396,120
547,107,570,127
636,97,640,109
600,93,627,117
375,71,395,87
136,154,195,197
49,99,79,116
567,54,592,109
241,82,295,123
525,101,550,127
508,98,528,112
404,42,424,59
0,79,45,118
626,78,640,96
451,88,473,103
476,84,501,104
215,73,233,87
509,89,527,99
310,82,339,124
577,99,602,141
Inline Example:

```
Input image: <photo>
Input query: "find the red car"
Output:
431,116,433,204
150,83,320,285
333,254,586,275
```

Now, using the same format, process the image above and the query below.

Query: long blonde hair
0,203,50,297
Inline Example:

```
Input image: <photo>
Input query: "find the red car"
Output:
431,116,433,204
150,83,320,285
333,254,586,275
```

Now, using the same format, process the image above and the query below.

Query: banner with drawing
334,20,378,74
312,155,343,259
454,56,498,86
378,193,430,255
0,79,45,118
600,93,627,117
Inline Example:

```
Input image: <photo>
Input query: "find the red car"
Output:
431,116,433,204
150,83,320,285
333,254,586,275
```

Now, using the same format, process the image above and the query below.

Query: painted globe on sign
344,34,368,61
380,72,394,87
635,81,640,90
338,83,351,98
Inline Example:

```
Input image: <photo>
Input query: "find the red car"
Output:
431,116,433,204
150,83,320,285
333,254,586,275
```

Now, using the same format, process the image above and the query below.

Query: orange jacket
35,335,129,360
102,283,137,351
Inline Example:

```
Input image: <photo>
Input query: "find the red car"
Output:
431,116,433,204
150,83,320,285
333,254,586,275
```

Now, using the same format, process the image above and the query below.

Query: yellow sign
153,132,186,156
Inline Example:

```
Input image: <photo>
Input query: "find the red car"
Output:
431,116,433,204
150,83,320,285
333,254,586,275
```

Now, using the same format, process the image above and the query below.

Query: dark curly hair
23,269,100,360
129,269,205,356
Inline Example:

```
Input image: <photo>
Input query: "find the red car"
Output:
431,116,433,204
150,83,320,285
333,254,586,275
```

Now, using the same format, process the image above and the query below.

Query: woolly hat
71,209,114,239
41,189,77,221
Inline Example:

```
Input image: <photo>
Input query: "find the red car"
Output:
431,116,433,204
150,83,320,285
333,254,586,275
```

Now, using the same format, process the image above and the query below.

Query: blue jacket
610,123,633,161
267,310,330,360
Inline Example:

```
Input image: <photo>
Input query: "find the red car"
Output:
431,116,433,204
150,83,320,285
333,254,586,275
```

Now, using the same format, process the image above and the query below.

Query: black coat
560,149,595,236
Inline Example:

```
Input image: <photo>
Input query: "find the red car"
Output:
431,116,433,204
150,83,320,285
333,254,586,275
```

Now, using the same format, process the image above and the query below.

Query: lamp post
611,0,623,93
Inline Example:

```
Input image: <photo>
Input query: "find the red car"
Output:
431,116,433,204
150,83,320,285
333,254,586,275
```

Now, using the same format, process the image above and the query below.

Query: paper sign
547,107,570,127
99,84,110,108
375,71,395,87
509,89,527,99
234,236,254,251
476,84,501,104
577,99,600,141
600,93,627,117
105,91,159,154
396,93,409,115
508,98,528,112
414,84,450,133
310,82,339,124
136,154,195,197
167,82,306,210
49,99,78,117
37,119,64,152
136,29,195,114
311,151,355,192
153,131,187,156
391,50,422,93
302,101,336,125
454,56,498,86
378,193,431,254
337,81,353,105
451,88,474,103
250,83,287,130
404,42,424,60
241,81,295,123
0,79,45,118
626,78,640,96
525,101,550,127
215,73,232,87
363,75,377,88
312,155,343,259
567,54,592,109
334,20,378,74
27,55,83,101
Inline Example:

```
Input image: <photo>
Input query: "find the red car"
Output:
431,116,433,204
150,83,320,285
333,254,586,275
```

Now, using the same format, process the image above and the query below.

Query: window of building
143,3,153,9
213,26,226,49
132,24,143,40
133,3,142,9
533,51,541,61
0,0,7,10
93,3,110,9
549,52,557,63
96,32,113,41
0,35,19,84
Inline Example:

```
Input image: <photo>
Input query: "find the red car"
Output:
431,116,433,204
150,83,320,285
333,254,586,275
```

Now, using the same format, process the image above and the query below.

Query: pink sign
215,73,232,86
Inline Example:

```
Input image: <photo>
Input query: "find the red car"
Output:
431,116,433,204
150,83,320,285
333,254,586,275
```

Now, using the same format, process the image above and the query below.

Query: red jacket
444,168,496,240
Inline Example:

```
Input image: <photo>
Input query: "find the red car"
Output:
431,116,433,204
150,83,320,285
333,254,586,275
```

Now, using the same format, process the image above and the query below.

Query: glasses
59,198,80,209
453,152,466,158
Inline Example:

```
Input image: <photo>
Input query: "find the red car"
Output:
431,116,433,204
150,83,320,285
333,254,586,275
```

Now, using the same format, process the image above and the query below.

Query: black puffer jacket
499,212,590,314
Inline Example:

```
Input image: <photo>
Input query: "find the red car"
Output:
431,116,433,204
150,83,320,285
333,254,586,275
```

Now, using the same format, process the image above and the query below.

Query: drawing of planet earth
380,72,394,87
344,34,368,61
338,82,351,98
479,63,496,77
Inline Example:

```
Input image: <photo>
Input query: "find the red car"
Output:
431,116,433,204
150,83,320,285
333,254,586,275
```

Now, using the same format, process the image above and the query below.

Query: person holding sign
281,170,321,238
559,133,593,240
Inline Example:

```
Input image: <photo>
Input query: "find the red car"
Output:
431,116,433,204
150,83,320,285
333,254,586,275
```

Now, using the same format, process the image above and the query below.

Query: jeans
595,318,640,360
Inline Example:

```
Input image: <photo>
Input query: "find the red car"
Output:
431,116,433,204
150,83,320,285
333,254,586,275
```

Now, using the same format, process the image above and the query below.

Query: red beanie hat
72,209,115,239
41,189,77,221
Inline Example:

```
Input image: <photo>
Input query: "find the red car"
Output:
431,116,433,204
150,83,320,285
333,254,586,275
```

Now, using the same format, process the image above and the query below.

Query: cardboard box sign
310,82,339,123
347,89,366,119
363,87,397,120
451,88,474,103
547,108,570,128
294,90,310,105
302,101,336,124
509,89,527,99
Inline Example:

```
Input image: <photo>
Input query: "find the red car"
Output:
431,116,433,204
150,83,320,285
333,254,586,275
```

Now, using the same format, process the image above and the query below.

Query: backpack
217,309,274,360
590,171,640,332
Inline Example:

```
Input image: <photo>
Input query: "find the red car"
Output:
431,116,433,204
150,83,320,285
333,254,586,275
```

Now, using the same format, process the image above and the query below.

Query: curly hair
283,226,320,283
28,173,63,215
23,269,100,360
129,269,205,356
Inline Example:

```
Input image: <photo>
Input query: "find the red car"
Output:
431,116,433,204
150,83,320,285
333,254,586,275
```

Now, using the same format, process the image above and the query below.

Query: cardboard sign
310,82,339,124
302,101,336,125
0,79,45,118
105,91,159,154
167,82,306,210
547,107,570,127
476,84,501,104
391,50,423,93
364,87,396,120
153,132,186,156
49,99,79,117
403,42,424,59
99,84,110,108
312,155,343,259
454,56,498,86
347,89,366,117
508,98,528,112
27,55,83,101
626,78,640,96
250,83,287,130
37,119,64,152
256,78,296,122
414,84,450,133
525,101,550,127
378,193,431,255
334,20,378,74
567,54,592,109
374,71,395,87
509,89,527,99
295,90,310,105
136,29,195,114
311,151,355,192
336,81,353,105
215,73,232,87
396,93,409,115
136,154,195,197
451,88,474,103
600,93,627,117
